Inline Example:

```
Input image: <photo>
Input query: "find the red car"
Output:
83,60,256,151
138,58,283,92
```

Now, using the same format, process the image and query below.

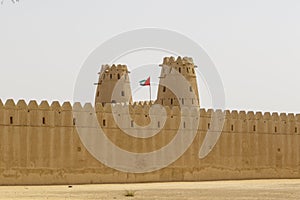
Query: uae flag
139,77,150,86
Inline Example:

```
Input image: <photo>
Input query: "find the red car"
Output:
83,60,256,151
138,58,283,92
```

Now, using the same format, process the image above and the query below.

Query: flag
139,76,150,86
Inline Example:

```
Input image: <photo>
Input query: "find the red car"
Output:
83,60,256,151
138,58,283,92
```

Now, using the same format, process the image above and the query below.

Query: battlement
1,99,300,135
97,64,130,82
99,64,129,74
2,99,299,119
162,56,194,67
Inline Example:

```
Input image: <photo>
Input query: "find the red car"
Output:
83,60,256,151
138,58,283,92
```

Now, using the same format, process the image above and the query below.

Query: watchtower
156,56,200,107
95,64,132,105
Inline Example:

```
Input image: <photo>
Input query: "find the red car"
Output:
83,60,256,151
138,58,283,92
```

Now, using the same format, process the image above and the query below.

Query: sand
0,179,299,200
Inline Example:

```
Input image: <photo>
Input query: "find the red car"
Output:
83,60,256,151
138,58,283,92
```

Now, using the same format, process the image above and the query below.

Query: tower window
275,126,277,133
179,67,181,73
158,121,160,128
231,124,234,131
10,117,13,124
103,120,106,127
97,91,100,97
110,74,112,79
295,127,298,133
121,91,125,96
163,86,166,92
117,74,120,79
192,68,195,74
131,120,134,127
171,99,173,105
208,123,210,130
73,118,76,126
253,125,256,131
42,117,46,125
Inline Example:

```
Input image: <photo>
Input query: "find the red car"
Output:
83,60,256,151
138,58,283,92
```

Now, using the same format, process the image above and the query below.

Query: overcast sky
0,0,300,113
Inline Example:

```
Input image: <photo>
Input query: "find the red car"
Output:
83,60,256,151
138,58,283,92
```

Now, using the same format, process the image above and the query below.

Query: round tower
156,56,200,107
95,64,132,105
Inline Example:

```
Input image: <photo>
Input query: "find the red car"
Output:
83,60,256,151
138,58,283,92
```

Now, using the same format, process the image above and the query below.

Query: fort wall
0,99,300,185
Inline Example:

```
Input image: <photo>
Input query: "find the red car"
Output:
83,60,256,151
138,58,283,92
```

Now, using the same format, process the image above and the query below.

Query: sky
0,0,300,113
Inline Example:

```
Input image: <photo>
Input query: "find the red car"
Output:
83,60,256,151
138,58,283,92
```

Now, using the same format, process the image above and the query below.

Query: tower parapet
156,56,200,107
95,64,132,105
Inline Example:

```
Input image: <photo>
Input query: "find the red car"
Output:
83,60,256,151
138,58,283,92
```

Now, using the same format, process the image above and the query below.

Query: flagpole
149,84,151,101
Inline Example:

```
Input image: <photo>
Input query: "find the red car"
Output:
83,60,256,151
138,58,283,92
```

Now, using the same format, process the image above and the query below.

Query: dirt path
0,179,299,200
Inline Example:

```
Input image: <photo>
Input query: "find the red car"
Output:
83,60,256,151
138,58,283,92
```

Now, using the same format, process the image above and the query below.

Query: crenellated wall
0,99,300,185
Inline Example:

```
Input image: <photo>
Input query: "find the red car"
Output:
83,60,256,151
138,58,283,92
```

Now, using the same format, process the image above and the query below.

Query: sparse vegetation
124,190,136,197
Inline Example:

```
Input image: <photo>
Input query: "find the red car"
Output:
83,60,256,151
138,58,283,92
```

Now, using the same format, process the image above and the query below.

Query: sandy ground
0,179,300,200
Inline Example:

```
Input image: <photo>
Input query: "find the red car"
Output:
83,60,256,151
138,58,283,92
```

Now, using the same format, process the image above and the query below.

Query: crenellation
1,98,298,131
231,110,239,119
238,111,246,120
5,99,16,109
280,113,287,120
62,102,72,111
73,102,83,111
215,109,224,115
255,112,263,120
38,101,51,127
83,103,94,112
16,100,28,126
176,56,183,66
50,101,61,127
95,102,104,112
28,100,38,109
224,110,231,118
206,108,213,117
199,108,206,117
17,99,27,109
263,112,271,120
272,112,280,121
246,111,255,120
111,64,117,70
61,102,73,127
51,101,61,111
103,103,112,113
296,114,300,122
39,100,50,110
287,113,295,121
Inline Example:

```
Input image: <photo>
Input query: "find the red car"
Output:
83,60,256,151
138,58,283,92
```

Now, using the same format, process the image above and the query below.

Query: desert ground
0,179,299,200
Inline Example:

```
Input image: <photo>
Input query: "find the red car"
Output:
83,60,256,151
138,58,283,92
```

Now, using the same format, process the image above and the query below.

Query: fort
0,56,300,185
